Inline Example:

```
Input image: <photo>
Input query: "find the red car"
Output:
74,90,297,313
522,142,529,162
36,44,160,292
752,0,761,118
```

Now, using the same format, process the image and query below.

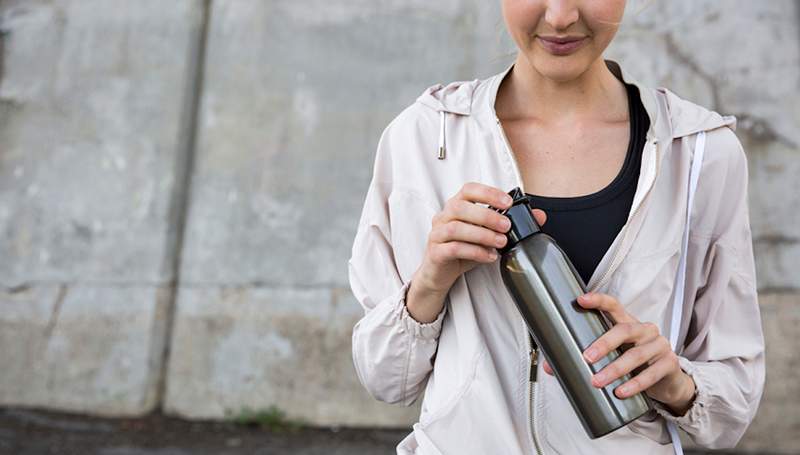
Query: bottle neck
498,190,541,254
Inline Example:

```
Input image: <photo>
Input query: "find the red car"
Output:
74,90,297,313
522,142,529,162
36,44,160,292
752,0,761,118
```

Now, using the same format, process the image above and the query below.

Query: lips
537,35,588,56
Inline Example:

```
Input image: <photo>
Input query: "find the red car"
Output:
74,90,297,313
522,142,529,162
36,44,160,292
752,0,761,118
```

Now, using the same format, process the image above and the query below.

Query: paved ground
0,407,771,455
0,408,403,455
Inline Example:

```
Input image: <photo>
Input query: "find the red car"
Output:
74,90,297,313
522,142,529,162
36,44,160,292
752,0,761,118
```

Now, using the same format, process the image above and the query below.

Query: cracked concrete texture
607,0,800,291
175,0,507,287
0,284,171,415
164,285,421,427
733,293,800,453
0,0,202,415
0,0,202,285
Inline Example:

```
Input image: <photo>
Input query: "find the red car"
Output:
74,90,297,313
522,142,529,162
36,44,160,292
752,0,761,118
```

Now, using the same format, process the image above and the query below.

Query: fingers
430,220,507,250
442,183,548,236
576,292,638,325
429,240,499,265
457,182,513,210
591,336,671,388
438,199,511,235
583,321,660,364
613,353,678,399
532,208,547,226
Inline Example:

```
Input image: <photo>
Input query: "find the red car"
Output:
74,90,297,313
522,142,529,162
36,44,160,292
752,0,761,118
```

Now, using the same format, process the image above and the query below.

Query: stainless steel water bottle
490,187,653,438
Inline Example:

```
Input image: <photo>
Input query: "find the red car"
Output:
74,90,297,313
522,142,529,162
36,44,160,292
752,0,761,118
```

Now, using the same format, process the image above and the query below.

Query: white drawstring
438,111,446,160
666,130,706,455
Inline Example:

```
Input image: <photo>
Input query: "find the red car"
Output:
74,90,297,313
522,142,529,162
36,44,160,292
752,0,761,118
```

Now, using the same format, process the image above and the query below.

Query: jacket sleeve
348,112,447,406
652,128,766,449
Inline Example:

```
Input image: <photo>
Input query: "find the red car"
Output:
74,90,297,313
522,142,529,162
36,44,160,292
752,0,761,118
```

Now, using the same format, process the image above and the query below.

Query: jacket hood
416,78,481,116
415,59,737,159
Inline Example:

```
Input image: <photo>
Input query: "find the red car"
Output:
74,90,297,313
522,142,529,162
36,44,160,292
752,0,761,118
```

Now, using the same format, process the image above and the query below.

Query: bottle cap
490,187,541,255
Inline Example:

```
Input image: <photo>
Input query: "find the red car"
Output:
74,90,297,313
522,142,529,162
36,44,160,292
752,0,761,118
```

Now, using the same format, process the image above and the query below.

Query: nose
544,0,579,31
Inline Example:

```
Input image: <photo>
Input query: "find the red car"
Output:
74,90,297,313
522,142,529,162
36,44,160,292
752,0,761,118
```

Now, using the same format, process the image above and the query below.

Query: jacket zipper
529,334,544,455
496,115,542,454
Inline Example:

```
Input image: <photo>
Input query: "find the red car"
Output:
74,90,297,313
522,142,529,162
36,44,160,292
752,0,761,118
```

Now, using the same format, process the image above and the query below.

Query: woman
348,1,765,453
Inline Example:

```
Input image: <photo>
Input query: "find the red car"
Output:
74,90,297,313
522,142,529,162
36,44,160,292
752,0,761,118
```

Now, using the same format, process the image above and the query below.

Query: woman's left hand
540,291,697,415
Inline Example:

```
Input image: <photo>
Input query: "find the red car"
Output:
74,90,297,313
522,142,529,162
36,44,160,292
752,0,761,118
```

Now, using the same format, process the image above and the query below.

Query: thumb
532,208,547,226
542,358,553,375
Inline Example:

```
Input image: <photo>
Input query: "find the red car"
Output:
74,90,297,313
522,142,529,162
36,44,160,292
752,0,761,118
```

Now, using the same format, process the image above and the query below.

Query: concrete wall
0,0,797,452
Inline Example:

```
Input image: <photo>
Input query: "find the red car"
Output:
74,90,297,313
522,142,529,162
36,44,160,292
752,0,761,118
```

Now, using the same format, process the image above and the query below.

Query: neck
498,55,628,125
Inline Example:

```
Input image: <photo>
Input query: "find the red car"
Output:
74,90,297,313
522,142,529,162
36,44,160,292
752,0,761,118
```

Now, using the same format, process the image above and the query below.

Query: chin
524,49,596,83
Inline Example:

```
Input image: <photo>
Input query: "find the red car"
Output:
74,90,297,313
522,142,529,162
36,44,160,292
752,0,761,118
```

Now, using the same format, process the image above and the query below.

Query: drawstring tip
438,146,446,160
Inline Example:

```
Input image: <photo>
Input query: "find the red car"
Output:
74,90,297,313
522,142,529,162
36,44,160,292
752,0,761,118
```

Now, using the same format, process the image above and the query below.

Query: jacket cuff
652,356,711,428
396,279,447,341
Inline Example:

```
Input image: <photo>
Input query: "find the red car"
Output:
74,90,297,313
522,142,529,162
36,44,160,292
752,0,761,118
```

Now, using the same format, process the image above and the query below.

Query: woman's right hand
406,182,547,323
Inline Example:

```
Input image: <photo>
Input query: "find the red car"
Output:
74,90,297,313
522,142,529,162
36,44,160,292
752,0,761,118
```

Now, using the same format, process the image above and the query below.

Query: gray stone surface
607,0,800,292
725,293,800,454
176,0,511,287
164,285,420,426
0,284,170,415
0,0,203,414
0,0,202,285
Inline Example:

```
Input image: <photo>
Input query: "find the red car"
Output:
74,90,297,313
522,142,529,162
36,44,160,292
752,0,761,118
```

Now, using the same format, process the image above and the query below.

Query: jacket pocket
419,341,485,427
399,345,483,455
396,424,446,455
419,343,527,455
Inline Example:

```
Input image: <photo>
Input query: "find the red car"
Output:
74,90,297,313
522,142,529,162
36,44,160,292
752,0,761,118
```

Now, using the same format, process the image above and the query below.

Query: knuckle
466,246,480,261
431,243,447,263
494,213,508,230
667,352,679,369
429,245,444,263
631,346,647,364
463,182,477,195
482,209,495,226
622,322,635,336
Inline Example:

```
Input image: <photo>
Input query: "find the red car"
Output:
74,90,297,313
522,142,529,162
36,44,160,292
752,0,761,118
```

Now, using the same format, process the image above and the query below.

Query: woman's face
501,0,626,81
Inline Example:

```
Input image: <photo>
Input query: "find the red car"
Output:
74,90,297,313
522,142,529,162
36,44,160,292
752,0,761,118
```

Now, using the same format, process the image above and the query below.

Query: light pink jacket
348,60,765,454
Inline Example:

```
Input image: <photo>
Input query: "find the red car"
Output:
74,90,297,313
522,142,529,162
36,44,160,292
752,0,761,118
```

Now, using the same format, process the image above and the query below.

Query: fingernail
618,385,630,396
504,195,513,205
585,347,598,362
593,372,606,386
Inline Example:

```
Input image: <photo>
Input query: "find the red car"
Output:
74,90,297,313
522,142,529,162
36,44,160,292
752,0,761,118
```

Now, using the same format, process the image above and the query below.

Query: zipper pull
529,334,538,382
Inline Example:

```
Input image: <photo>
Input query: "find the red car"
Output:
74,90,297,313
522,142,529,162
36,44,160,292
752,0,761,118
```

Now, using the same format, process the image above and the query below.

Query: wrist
405,268,449,324
662,371,697,416
414,261,454,295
